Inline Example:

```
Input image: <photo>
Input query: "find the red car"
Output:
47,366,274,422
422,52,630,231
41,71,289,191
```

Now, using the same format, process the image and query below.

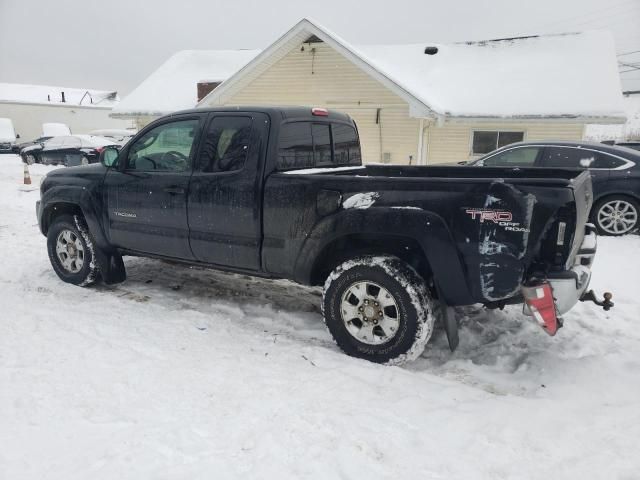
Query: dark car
21,135,119,166
36,106,609,364
15,136,52,154
469,141,640,236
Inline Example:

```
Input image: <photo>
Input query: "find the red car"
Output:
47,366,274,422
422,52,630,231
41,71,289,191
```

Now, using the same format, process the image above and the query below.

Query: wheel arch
297,208,474,306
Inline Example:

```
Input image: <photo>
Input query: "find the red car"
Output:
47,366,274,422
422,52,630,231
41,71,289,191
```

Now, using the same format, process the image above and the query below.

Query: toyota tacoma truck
36,107,612,364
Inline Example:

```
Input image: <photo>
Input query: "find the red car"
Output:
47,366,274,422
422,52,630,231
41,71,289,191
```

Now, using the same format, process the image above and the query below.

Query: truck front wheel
322,256,434,365
47,214,99,287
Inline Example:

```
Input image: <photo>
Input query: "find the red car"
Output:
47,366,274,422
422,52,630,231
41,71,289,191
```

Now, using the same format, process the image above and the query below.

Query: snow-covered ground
1,154,639,479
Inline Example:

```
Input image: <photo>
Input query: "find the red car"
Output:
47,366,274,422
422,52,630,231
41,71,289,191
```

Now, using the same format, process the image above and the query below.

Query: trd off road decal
465,208,529,233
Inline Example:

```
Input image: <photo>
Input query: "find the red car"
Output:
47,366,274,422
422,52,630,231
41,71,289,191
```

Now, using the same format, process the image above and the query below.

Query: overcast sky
1,0,638,94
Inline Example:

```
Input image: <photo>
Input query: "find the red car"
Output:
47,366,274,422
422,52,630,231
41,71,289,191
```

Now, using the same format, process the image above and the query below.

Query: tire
322,255,434,365
592,195,639,236
47,214,99,286
24,154,36,165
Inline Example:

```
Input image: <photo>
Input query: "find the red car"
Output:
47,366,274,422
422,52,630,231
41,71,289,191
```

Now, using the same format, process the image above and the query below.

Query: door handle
164,186,185,195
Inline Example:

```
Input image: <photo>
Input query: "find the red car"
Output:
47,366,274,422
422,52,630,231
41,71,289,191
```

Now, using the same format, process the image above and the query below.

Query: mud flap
442,305,459,352
435,293,459,352
94,248,126,285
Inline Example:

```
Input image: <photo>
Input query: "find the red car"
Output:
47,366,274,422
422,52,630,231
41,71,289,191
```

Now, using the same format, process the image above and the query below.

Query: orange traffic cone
23,164,32,185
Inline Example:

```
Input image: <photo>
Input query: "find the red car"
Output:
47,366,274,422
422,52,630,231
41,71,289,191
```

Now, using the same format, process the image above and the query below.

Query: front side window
542,147,599,168
199,116,252,173
127,119,198,172
472,131,525,155
482,146,541,167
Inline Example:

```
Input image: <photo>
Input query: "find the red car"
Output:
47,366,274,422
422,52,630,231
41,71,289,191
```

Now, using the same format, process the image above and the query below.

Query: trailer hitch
580,290,614,311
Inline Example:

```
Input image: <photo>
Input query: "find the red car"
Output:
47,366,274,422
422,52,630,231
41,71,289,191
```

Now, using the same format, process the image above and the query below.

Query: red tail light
95,146,105,153
312,107,329,116
522,282,560,336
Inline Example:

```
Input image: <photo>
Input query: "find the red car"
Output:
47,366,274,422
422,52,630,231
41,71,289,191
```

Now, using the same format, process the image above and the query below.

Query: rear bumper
547,223,597,315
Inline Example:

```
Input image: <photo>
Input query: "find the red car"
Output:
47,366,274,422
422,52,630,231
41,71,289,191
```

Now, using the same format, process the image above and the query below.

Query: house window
472,131,524,155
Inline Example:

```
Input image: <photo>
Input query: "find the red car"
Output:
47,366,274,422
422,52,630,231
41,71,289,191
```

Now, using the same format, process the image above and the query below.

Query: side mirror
100,146,119,168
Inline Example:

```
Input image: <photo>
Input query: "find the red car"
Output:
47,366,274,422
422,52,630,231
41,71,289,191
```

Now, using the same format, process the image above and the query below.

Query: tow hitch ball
580,290,614,311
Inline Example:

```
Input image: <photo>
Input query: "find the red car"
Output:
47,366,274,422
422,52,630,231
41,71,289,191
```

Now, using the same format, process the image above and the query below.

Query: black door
187,112,269,269
103,116,203,259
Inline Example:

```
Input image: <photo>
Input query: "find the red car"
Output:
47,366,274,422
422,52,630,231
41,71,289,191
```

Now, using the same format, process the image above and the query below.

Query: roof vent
424,46,438,55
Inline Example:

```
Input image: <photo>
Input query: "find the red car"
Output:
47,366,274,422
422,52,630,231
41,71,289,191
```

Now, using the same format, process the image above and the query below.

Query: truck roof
165,106,355,124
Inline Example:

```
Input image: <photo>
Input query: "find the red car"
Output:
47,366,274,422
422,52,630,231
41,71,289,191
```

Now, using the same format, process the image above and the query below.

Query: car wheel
322,255,434,365
592,196,639,236
24,154,36,165
47,214,99,286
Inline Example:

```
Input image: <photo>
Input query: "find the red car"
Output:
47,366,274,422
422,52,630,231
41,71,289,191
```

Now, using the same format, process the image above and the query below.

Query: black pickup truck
36,106,610,364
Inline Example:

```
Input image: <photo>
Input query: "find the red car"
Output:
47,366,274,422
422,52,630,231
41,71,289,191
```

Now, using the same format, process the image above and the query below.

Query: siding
427,122,585,164
222,43,421,165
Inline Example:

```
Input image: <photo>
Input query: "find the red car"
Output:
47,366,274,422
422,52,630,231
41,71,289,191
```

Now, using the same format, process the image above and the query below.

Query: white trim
416,119,425,166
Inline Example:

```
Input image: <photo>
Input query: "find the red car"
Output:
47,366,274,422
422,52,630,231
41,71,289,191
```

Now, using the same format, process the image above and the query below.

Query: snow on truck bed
1,155,639,479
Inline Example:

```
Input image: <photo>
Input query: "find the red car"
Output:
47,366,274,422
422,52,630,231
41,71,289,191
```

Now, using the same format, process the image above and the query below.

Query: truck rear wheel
322,256,434,365
47,214,99,287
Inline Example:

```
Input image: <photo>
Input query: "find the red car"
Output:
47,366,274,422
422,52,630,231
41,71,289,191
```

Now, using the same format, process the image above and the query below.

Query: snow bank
1,155,639,479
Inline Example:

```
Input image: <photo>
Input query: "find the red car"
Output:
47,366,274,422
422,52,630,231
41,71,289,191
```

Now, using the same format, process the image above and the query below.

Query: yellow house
198,19,626,165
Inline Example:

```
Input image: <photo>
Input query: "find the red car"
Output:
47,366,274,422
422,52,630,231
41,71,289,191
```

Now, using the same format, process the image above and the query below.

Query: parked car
0,118,19,154
21,135,119,166
89,129,137,145
36,107,610,364
468,141,640,236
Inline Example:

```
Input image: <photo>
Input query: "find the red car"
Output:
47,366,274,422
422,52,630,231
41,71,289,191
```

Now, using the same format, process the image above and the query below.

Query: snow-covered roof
111,49,260,117
199,18,626,123
0,82,119,108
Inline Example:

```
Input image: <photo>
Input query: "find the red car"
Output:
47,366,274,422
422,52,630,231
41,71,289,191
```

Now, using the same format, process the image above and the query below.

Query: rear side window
590,153,627,169
482,147,541,167
542,147,598,168
277,121,360,170
199,116,252,173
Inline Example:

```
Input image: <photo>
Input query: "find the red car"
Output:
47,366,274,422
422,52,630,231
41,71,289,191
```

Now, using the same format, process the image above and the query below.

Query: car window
127,119,198,172
278,122,314,170
590,153,627,169
482,147,541,167
333,124,361,165
199,116,252,173
542,147,598,168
